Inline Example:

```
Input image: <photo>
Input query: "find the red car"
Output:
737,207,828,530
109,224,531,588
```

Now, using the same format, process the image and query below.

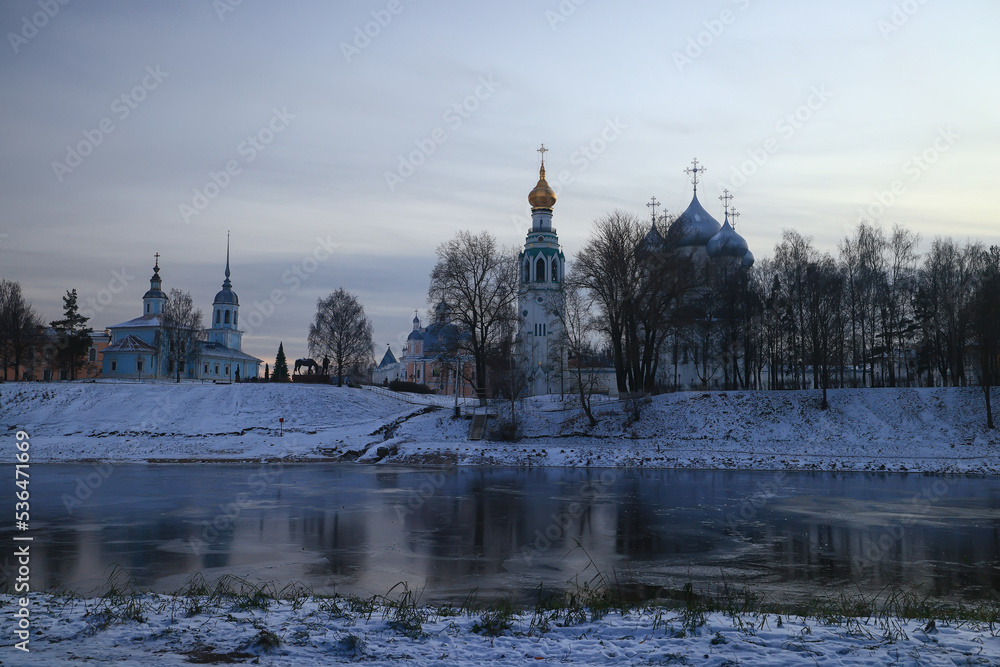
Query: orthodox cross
154,252,160,268
646,196,661,223
719,189,733,216
730,208,741,230
537,143,548,167
684,158,706,194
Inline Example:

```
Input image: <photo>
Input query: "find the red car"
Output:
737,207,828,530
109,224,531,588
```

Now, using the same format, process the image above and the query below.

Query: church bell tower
142,253,167,315
518,145,565,395
209,233,242,350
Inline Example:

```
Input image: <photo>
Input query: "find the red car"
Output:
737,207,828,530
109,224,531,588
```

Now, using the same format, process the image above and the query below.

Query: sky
2,0,998,368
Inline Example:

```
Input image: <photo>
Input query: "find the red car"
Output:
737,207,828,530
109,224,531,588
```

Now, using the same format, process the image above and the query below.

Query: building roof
706,215,750,259
378,347,398,368
528,164,557,210
213,239,239,305
637,222,666,255
143,259,167,300
672,193,722,247
103,334,159,354
421,321,464,356
107,314,163,329
198,340,261,363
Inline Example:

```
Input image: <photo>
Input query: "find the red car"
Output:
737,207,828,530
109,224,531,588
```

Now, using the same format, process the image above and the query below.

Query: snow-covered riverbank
7,591,1000,665
3,382,999,473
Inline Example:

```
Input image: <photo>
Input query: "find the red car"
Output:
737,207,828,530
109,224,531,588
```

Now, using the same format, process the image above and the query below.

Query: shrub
389,380,435,394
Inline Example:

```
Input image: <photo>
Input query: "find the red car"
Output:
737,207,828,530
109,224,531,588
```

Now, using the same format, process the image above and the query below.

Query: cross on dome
684,158,706,194
646,196,661,223
154,252,160,269
730,208,741,229
537,143,548,167
719,189,733,216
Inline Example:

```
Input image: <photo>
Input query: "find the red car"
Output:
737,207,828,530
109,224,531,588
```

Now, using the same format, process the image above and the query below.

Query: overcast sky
2,0,998,367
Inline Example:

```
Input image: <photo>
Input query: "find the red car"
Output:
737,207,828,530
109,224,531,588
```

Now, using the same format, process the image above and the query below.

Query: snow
6,383,999,663
3,382,999,472
6,592,1000,665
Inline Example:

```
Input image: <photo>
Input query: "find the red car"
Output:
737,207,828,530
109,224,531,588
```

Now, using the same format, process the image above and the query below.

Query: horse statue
294,358,319,375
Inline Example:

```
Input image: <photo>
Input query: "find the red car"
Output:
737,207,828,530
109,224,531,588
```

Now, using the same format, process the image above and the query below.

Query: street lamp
453,357,462,417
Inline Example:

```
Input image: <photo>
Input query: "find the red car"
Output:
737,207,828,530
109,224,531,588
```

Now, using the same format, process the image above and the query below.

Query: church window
204,363,209,374
89,348,96,362
234,311,237,326
216,310,220,324
215,363,220,375
224,311,230,324
146,304,150,313
535,257,546,282
137,359,144,372
523,259,530,283
225,364,230,376
111,361,117,372
552,259,559,282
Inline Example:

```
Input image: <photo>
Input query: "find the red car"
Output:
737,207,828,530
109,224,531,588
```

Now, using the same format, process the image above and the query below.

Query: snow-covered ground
7,592,1000,665
3,382,999,473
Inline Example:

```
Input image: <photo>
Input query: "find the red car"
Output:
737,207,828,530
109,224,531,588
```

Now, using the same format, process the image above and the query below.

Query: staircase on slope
468,412,489,441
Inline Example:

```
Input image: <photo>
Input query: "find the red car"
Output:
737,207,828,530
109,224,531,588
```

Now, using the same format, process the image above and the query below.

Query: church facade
101,246,262,381
399,301,477,397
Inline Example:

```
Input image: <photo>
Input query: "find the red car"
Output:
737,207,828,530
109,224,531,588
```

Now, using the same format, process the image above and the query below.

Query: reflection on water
5,464,1000,604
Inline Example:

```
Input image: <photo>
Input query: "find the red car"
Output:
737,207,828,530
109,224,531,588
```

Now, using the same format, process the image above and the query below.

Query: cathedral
101,242,262,381
391,152,755,397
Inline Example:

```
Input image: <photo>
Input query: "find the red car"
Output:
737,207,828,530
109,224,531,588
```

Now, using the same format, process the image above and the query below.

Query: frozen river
7,464,1000,604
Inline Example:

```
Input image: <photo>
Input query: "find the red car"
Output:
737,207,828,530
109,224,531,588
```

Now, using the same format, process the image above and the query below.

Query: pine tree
50,289,93,380
273,342,289,382
264,363,270,381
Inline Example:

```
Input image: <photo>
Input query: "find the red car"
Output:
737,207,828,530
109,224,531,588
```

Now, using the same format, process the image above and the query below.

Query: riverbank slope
2,382,998,473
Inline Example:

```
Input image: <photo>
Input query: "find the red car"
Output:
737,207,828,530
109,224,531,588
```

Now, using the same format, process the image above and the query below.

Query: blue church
101,245,262,381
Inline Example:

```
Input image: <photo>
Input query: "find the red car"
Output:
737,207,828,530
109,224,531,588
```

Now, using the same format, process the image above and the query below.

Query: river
7,464,999,604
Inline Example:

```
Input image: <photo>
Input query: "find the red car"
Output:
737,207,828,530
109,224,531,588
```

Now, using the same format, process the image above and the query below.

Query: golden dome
528,165,557,210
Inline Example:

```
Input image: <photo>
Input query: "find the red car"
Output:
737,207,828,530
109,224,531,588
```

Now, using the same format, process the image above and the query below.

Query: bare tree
551,280,603,426
773,230,816,388
488,315,529,438
881,225,920,386
804,255,844,409
574,211,640,393
161,289,204,382
308,289,374,387
0,280,42,381
914,238,981,386
575,211,698,395
970,245,1000,428
428,231,519,401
